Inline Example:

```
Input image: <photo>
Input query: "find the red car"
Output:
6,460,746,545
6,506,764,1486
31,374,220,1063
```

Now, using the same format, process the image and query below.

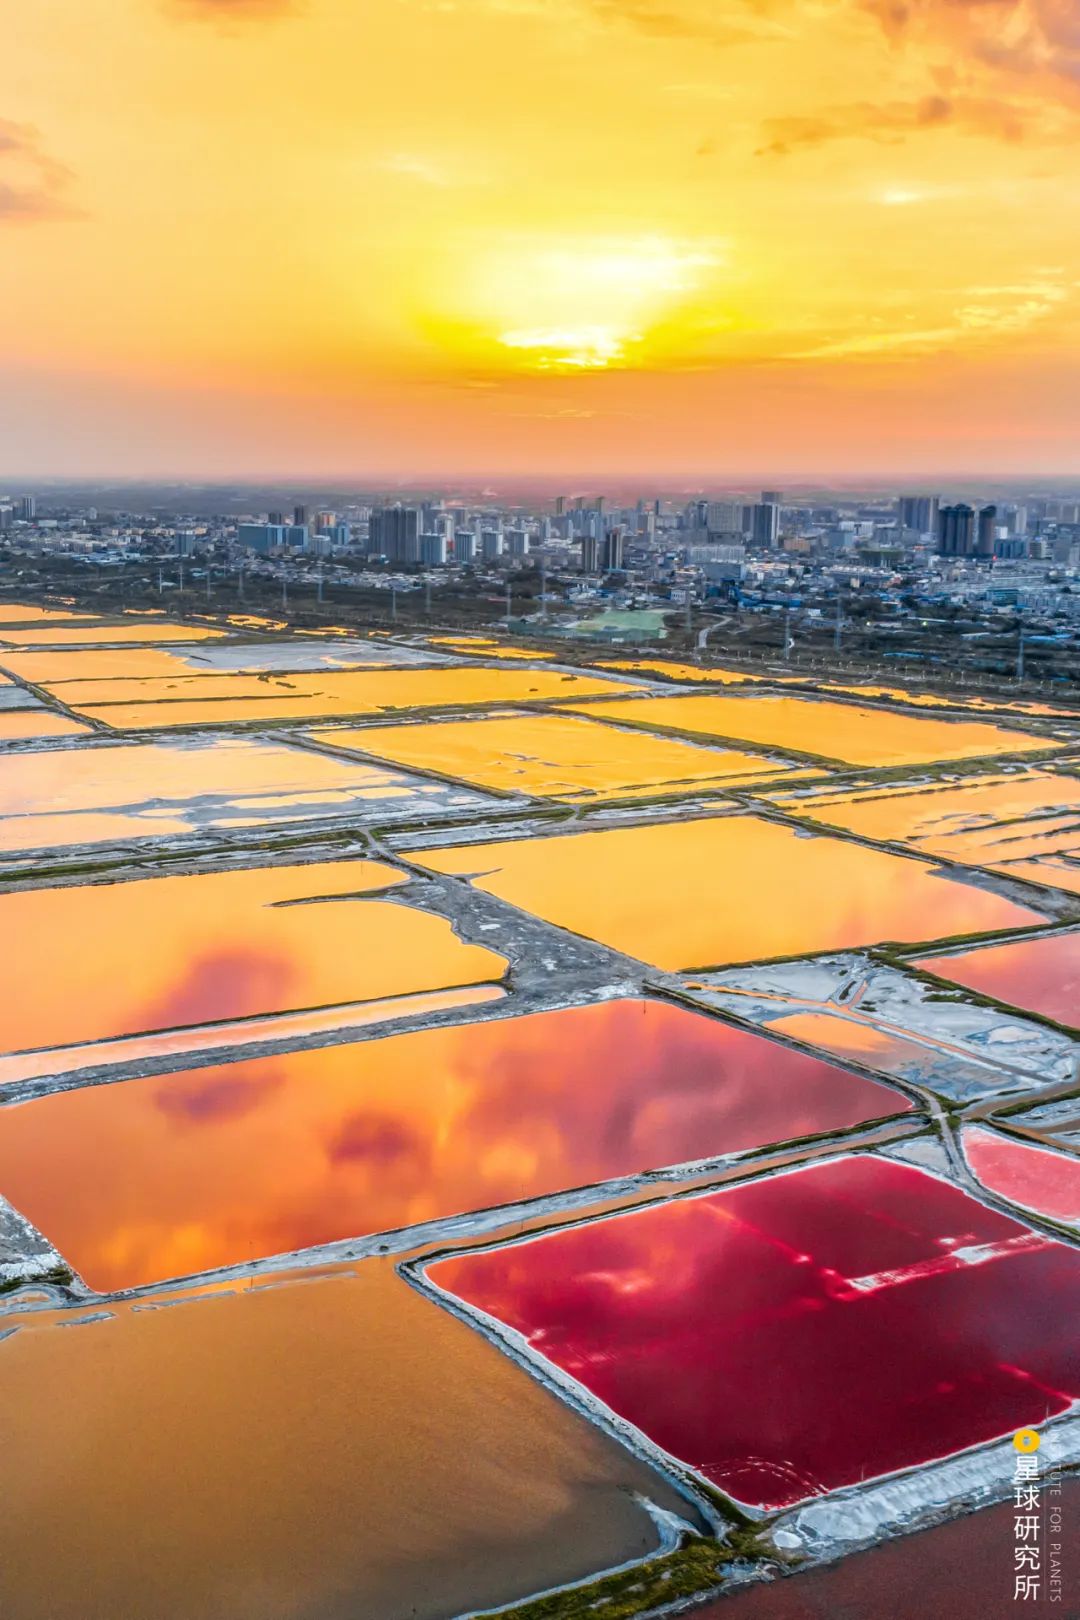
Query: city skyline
3,0,1080,477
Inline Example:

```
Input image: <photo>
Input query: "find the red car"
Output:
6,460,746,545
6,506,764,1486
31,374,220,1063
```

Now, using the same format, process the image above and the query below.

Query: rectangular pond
0,1265,687,1620
0,712,92,742
0,999,910,1290
0,622,227,648
428,1156,1080,1508
566,691,1057,768
914,929,1080,1029
962,1125,1080,1225
415,815,1045,970
0,734,497,854
317,710,804,802
47,665,635,729
0,638,446,684
0,858,506,1064
767,770,1080,895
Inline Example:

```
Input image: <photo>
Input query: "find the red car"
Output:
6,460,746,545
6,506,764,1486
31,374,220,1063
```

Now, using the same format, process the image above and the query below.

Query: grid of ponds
1,607,1078,1620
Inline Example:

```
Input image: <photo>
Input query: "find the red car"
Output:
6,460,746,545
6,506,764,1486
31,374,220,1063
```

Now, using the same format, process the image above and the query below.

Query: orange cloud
757,94,1033,153
0,120,77,222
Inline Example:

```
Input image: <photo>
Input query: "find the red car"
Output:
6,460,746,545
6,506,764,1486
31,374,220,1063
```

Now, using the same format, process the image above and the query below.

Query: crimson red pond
0,1001,910,1292
429,1157,1080,1510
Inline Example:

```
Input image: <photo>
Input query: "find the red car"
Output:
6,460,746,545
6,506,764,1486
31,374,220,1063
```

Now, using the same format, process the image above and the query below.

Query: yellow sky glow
2,0,1079,476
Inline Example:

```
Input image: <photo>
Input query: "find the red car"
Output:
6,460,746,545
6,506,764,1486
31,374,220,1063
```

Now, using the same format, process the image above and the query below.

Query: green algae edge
487,1528,782,1620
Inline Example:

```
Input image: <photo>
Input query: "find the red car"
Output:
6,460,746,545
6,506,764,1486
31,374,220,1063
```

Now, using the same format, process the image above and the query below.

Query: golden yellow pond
598,659,772,686
567,691,1056,768
56,665,634,729
0,605,99,625
769,771,1080,895
0,623,226,648
317,710,800,801
429,636,556,660
415,814,1044,970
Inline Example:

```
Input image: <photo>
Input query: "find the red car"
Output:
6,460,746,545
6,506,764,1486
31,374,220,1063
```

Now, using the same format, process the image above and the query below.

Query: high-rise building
293,504,308,527
506,529,530,558
454,530,476,564
750,502,780,547
369,507,420,563
898,495,938,536
937,503,975,557
602,530,624,572
420,532,448,566
706,501,744,535
267,510,285,526
238,522,287,553
481,529,503,560
15,496,36,521
555,496,566,517
976,504,997,558
580,534,600,572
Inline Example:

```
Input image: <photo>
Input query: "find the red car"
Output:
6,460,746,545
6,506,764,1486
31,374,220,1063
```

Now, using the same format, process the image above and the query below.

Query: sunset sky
2,0,1079,478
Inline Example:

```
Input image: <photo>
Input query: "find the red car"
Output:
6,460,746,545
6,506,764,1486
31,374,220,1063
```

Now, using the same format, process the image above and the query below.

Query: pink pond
914,929,1080,1029
0,1000,910,1291
964,1126,1080,1224
430,1157,1080,1508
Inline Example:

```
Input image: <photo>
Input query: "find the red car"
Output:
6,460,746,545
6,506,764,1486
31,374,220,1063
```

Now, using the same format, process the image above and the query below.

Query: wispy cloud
0,119,78,223
790,276,1071,358
757,94,1032,154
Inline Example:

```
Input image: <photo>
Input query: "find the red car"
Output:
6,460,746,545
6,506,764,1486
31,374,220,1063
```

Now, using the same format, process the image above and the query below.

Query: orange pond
47,665,634,729
0,1266,683,1620
416,815,1044,970
0,711,92,741
0,999,909,1290
566,691,1056,767
0,860,506,1058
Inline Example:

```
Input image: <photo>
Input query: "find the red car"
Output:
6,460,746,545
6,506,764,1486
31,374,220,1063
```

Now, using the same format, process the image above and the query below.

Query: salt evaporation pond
47,664,634,729
320,710,801,801
0,859,505,1062
914,929,1080,1029
0,1265,687,1620
0,734,494,853
963,1126,1080,1224
417,815,1045,970
430,1156,1080,1508
0,999,909,1289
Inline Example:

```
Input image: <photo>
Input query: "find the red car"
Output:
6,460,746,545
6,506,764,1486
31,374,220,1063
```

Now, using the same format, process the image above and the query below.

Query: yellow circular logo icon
1014,1429,1041,1453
